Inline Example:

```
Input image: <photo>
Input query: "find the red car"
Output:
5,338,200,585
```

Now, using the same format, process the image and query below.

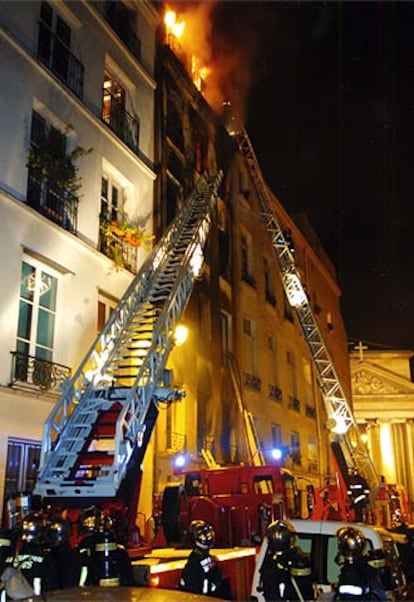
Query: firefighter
10,509,59,595
179,520,230,598
346,468,370,522
75,505,104,586
258,519,315,601
45,513,79,588
75,506,134,587
333,526,388,601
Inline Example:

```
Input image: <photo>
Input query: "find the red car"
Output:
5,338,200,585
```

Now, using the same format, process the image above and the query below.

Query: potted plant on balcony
108,220,154,249
26,124,92,201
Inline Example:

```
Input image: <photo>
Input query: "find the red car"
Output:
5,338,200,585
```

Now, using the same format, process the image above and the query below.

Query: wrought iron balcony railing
288,395,301,413
93,1,141,61
10,351,71,394
99,220,139,273
166,431,186,453
37,22,84,98
102,90,140,154
27,173,78,233
269,384,283,401
243,372,261,391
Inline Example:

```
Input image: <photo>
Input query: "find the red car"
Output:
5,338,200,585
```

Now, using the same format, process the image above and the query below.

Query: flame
164,10,185,39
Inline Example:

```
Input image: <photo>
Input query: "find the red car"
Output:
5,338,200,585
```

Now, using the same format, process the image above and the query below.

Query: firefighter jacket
179,549,227,598
259,547,315,601
334,559,388,601
7,541,59,594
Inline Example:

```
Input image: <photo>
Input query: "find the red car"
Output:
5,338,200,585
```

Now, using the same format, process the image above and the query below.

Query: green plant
27,125,92,197
108,220,154,251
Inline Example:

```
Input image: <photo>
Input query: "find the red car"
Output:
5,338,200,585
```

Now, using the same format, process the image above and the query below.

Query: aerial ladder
224,108,381,521
34,172,223,534
226,352,266,467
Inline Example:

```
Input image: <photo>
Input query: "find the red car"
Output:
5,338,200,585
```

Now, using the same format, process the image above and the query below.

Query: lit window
16,258,57,363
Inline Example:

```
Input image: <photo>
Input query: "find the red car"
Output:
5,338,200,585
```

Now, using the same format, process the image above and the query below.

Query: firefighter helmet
48,515,71,547
336,527,366,562
21,510,47,544
190,520,215,550
266,519,296,553
78,506,103,537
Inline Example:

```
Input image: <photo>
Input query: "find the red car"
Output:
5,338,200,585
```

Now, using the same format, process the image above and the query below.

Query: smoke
164,2,274,123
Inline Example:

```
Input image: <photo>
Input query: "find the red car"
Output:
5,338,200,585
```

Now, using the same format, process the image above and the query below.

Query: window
287,349,297,396
220,311,232,356
16,259,57,363
97,293,117,332
37,1,83,97
243,317,256,376
241,233,255,287
103,71,125,128
4,438,41,500
271,423,282,447
102,71,139,152
290,431,301,465
38,1,71,80
100,174,124,223
27,110,78,232
264,257,276,305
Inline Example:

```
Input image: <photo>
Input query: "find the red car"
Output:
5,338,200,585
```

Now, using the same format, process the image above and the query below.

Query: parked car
251,519,407,601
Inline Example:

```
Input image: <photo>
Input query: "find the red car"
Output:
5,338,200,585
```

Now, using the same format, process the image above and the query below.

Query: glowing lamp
174,453,187,469
271,448,283,461
173,324,188,346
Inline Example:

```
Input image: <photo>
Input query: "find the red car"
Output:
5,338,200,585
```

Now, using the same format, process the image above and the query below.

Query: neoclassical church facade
350,344,414,513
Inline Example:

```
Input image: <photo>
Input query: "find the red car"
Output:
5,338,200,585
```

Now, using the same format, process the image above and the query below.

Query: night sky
211,1,414,350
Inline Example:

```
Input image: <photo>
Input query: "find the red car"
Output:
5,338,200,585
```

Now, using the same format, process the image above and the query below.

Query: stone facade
350,344,414,510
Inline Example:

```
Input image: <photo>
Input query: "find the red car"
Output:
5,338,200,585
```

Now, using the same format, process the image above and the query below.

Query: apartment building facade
0,0,158,521
152,15,352,511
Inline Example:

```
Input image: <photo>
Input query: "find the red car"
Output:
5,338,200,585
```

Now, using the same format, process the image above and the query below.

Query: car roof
290,519,385,548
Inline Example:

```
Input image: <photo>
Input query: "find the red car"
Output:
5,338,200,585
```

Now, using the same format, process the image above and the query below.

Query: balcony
288,395,301,413
27,172,78,233
269,384,282,401
102,90,139,154
10,351,71,394
94,1,141,62
99,219,139,273
243,372,261,392
37,22,84,98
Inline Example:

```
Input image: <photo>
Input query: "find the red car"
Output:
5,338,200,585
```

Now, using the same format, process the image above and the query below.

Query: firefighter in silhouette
179,520,229,598
333,526,388,601
9,509,59,595
44,513,79,588
346,468,370,522
74,507,133,587
258,519,315,601
75,505,104,586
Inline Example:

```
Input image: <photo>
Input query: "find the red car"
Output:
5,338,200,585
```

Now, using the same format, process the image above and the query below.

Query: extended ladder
230,121,378,491
34,172,222,500
226,353,266,467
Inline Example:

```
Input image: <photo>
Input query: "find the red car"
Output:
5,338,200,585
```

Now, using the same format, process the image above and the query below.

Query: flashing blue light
174,453,187,468
271,447,283,461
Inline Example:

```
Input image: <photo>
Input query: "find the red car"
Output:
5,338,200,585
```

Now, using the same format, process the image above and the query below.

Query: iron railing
37,22,84,98
102,90,139,154
27,173,78,233
93,1,141,61
99,220,139,273
10,351,71,393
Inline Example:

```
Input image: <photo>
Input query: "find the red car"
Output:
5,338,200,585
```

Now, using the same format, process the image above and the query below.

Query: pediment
351,361,414,397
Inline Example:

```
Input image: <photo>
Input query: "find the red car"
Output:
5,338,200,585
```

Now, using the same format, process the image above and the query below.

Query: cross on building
354,341,368,361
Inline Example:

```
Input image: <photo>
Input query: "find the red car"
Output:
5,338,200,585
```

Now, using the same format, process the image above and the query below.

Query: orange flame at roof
164,10,185,39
